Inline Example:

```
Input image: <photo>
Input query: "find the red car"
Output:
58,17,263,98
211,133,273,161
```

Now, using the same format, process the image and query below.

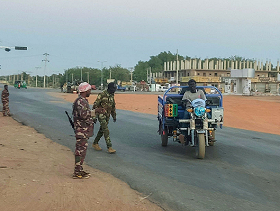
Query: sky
0,0,280,76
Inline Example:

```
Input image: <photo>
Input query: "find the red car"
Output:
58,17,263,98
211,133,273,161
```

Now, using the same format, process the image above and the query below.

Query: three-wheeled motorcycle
157,86,224,159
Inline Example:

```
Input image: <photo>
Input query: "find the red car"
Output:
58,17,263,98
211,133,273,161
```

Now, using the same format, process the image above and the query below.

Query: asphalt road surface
4,85,280,211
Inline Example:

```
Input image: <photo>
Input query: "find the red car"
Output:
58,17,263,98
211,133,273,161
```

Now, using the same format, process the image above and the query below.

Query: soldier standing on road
1,85,11,116
72,82,104,179
92,82,117,154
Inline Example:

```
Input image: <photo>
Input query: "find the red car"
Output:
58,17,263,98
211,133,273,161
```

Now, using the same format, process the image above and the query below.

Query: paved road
4,85,280,211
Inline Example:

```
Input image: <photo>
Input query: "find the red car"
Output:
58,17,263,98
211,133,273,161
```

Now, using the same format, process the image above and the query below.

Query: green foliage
59,65,131,87
60,67,101,86
22,72,28,81
133,61,150,82
103,65,130,84
134,51,187,81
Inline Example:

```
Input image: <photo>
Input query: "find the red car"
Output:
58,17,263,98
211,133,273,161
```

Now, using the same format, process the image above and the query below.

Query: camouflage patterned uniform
92,90,116,148
1,88,10,116
73,95,94,175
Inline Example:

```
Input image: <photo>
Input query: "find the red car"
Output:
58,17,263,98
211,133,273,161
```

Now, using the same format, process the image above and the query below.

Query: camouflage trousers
74,138,88,174
2,101,10,116
93,114,112,148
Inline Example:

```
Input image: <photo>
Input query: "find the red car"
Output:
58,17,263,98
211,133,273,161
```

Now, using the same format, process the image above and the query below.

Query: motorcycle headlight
194,107,206,117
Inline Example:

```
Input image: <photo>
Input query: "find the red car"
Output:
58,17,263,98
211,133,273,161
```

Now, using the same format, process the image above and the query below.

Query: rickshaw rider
182,79,206,108
180,79,206,143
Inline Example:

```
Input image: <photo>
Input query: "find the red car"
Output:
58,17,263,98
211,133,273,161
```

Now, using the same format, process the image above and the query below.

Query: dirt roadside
1,90,280,211
0,115,163,211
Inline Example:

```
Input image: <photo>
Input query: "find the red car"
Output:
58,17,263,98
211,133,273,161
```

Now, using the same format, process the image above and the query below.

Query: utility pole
176,49,179,86
65,69,68,84
53,74,55,87
71,73,73,83
80,67,83,81
42,53,49,88
98,61,107,89
35,67,41,87
130,67,133,82
86,72,89,83
150,67,152,85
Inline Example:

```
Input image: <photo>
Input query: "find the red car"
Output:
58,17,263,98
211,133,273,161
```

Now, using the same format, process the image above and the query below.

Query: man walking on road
72,82,104,179
2,85,11,116
92,82,117,154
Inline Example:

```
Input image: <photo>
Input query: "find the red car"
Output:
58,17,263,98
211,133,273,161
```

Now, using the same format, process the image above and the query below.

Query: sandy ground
0,115,163,211
1,90,280,211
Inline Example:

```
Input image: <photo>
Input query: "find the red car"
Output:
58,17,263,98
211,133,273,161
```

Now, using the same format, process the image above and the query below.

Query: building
161,59,280,94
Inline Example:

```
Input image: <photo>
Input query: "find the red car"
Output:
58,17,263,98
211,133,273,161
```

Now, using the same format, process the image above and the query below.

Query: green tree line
4,51,278,87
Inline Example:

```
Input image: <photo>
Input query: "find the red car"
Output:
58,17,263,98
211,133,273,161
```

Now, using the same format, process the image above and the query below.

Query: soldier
92,82,117,154
1,85,11,116
72,82,104,179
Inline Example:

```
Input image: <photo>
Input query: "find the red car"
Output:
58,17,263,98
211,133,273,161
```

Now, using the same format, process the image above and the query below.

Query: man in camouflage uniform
1,85,11,116
92,82,117,154
72,82,104,179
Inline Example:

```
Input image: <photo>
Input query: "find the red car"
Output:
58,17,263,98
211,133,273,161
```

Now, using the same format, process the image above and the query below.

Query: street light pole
176,49,178,86
86,72,89,83
42,53,49,88
98,61,107,89
130,67,134,82
35,67,41,87
53,74,55,87
65,69,68,84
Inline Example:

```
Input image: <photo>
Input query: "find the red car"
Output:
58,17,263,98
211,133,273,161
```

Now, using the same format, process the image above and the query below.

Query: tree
60,67,101,86
103,65,130,83
133,51,187,82
133,61,150,82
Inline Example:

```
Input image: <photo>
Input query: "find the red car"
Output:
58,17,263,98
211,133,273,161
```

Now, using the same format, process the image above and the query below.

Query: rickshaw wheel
196,133,205,159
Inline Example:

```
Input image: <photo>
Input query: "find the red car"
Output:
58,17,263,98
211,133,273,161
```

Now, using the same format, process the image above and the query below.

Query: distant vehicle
14,80,27,89
62,82,78,93
158,86,168,92
91,85,96,90
117,85,126,92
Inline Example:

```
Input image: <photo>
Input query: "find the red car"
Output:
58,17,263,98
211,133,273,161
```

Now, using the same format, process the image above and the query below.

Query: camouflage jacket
73,95,94,138
1,89,9,103
92,90,116,119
